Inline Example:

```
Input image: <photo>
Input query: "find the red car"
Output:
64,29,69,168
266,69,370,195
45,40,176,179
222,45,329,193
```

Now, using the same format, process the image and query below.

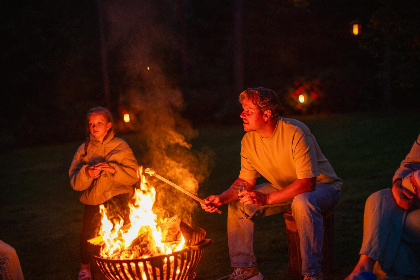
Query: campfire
88,167,211,280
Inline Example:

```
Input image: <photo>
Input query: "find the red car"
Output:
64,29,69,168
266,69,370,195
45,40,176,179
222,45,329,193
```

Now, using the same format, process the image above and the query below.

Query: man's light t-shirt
239,117,342,191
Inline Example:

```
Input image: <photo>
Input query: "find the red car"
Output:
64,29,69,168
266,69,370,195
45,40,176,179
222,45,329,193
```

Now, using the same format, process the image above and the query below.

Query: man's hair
239,87,281,119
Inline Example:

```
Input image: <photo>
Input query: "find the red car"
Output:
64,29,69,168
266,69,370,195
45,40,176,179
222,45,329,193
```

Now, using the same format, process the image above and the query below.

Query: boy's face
88,113,112,142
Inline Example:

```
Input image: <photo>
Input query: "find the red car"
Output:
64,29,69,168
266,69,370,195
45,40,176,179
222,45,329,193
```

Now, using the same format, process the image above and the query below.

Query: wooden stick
145,168,222,214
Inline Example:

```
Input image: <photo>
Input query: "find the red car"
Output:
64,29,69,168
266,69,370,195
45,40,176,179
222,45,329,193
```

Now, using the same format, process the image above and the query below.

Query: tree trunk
233,0,244,95
382,35,392,112
176,0,189,88
96,0,110,108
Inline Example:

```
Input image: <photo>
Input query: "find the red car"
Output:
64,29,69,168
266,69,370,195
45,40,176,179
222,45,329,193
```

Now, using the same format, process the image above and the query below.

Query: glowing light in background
298,94,305,103
147,66,150,71
123,113,130,123
352,23,360,35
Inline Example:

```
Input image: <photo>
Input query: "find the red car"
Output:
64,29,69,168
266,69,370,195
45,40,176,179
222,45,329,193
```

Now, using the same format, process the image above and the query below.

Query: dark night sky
1,0,418,147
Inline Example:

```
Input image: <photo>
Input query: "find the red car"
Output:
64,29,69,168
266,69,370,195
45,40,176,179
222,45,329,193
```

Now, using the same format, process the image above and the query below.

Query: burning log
88,217,183,260
159,216,182,243
120,228,158,259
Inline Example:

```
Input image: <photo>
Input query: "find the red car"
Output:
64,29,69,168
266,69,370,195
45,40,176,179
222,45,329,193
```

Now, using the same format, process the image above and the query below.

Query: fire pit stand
91,222,210,280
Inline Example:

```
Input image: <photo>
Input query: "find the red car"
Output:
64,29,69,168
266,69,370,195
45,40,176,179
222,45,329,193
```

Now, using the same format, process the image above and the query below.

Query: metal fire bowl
92,222,211,280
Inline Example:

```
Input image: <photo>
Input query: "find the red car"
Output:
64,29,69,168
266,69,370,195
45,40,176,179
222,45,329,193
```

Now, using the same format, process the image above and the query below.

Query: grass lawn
1,112,419,280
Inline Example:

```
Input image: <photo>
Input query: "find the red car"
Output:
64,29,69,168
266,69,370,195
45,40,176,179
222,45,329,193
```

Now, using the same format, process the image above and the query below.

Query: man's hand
392,179,414,210
241,190,268,206
200,195,222,213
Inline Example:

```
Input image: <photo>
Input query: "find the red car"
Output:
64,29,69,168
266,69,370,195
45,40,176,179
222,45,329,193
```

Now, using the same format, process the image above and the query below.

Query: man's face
240,98,266,132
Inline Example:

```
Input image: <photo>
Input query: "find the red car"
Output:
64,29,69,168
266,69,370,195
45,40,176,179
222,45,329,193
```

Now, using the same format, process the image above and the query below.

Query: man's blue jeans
227,183,340,276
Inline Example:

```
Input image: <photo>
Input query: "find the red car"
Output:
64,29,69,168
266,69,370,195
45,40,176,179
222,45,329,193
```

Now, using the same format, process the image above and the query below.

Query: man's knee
291,193,318,214
228,200,247,218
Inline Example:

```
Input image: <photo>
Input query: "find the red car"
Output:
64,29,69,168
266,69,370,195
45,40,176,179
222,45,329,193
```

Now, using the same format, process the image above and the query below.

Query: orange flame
95,167,186,259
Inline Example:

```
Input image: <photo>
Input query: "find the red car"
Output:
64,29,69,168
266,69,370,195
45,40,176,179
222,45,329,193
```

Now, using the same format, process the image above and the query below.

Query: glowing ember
89,167,186,260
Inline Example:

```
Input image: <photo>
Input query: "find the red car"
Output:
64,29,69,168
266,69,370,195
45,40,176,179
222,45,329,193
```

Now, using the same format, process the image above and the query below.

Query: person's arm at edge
392,178,414,210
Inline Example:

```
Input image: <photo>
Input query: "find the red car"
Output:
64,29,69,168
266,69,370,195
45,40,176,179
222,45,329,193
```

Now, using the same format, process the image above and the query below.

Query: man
201,87,342,280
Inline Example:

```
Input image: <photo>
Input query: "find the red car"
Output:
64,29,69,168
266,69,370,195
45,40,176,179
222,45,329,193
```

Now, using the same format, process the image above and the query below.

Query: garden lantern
123,113,131,123
298,94,305,104
352,23,360,36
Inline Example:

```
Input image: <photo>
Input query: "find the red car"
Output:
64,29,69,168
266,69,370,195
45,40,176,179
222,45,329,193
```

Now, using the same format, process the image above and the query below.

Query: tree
233,0,244,95
360,0,420,111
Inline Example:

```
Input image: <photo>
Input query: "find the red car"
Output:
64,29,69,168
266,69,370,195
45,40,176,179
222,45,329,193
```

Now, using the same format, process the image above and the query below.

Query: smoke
103,1,214,224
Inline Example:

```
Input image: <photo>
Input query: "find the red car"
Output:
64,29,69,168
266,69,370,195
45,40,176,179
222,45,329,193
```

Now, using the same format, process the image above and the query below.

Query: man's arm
200,177,256,212
241,177,316,206
267,177,316,204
